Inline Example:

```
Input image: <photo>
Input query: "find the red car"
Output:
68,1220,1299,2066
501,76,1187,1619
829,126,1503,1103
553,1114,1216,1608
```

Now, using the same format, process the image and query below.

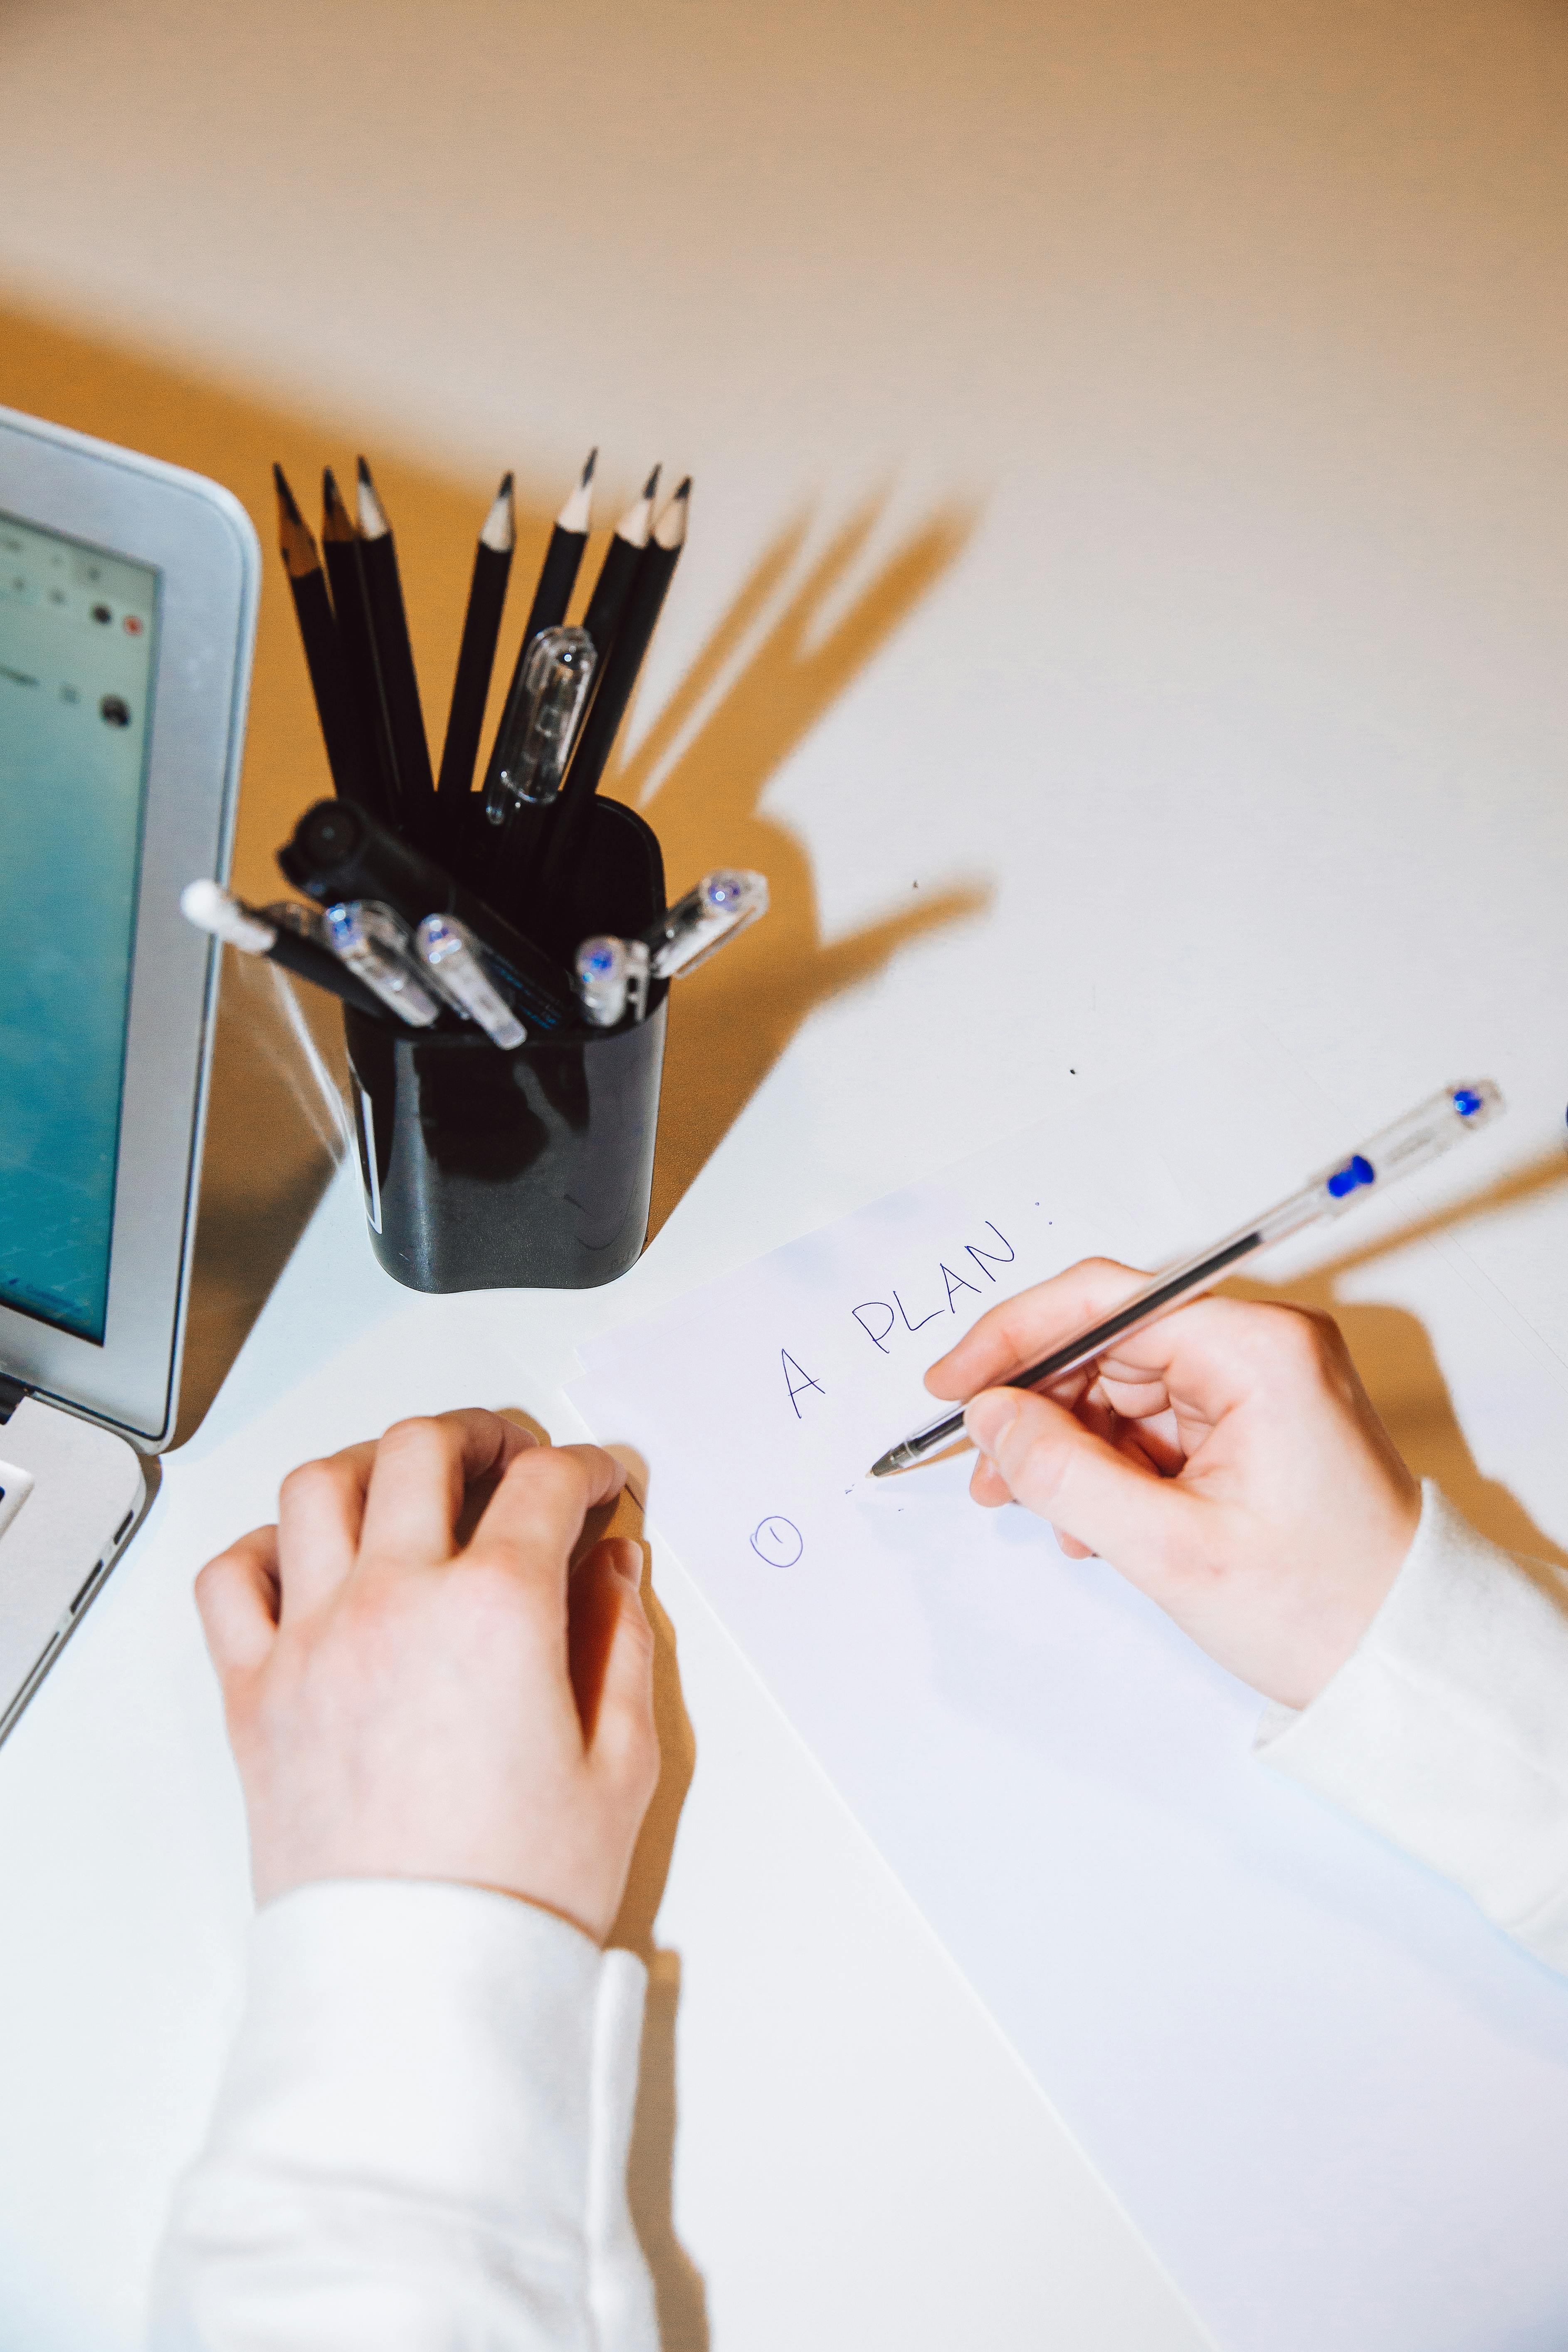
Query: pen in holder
342,796,668,1292
232,453,733,1295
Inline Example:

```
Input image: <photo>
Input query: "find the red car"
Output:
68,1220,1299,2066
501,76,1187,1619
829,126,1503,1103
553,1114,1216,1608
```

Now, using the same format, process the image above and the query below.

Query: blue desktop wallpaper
0,513,158,1343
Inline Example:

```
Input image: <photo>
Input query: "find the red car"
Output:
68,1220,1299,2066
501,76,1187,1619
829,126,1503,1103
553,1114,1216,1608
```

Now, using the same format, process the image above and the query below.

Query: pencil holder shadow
342,800,668,1293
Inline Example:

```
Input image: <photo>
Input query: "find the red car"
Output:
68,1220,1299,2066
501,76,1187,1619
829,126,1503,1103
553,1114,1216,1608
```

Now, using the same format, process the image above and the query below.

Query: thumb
965,1387,1190,1582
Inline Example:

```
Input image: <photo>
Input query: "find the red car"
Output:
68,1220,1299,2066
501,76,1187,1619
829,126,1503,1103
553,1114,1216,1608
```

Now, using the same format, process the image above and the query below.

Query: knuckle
379,1414,442,1453
1255,1302,1339,1374
279,1457,338,1509
515,1447,589,1508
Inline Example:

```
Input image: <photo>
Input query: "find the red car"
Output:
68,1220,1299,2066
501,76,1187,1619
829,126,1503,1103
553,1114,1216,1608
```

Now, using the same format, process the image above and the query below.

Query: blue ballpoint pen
869,1080,1505,1477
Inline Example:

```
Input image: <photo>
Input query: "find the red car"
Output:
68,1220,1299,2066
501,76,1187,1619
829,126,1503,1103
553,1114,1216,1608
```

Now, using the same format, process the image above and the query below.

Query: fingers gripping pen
869,1080,1506,1477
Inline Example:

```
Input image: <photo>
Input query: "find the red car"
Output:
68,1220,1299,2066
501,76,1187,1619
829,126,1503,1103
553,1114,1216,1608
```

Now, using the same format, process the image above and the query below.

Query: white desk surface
1,2,1566,2345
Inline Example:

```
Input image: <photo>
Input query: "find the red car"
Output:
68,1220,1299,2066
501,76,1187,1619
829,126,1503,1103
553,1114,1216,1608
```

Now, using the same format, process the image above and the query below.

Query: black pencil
530,477,689,921
465,449,598,885
435,471,514,856
579,461,658,659
273,464,366,806
521,445,598,650
356,457,435,840
321,467,398,828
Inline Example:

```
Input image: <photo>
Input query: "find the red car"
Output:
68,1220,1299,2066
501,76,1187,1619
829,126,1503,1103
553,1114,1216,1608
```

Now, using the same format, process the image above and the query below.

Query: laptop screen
0,512,159,1344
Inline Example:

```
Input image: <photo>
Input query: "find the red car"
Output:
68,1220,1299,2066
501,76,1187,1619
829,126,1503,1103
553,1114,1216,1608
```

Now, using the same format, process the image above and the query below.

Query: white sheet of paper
572,1034,1568,2352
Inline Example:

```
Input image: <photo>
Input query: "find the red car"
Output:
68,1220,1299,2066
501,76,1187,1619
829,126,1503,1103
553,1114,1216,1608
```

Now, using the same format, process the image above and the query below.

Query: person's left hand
195,1409,658,1943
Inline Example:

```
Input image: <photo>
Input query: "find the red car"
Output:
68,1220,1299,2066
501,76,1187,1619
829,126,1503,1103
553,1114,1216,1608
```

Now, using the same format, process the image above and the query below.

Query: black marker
277,798,578,1033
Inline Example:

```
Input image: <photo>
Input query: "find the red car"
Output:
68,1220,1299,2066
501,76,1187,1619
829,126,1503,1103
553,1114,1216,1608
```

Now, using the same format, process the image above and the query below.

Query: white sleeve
147,1880,659,2352
1255,1481,1568,1970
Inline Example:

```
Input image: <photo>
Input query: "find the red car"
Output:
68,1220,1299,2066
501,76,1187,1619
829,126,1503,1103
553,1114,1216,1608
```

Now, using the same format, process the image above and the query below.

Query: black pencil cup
342,799,667,1292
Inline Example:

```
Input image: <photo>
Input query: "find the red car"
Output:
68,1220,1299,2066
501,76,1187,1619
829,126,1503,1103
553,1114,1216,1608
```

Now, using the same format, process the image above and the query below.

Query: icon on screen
99,694,131,727
90,603,112,626
123,614,143,636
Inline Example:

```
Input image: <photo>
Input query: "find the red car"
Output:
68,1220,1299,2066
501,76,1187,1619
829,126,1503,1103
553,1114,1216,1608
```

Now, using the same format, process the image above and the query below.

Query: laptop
0,404,259,1744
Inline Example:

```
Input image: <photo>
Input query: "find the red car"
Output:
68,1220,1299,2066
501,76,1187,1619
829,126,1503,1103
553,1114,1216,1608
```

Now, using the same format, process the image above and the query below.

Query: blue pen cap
1313,1079,1504,1215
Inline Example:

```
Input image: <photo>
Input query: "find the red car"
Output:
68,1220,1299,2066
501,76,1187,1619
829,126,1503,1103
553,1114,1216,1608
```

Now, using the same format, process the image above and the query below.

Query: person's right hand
924,1265,1422,1711
194,1409,658,1944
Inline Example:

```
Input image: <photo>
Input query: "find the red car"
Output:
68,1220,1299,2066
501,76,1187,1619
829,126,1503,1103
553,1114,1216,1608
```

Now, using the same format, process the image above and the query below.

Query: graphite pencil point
273,462,304,525
321,467,356,541
355,458,390,540
480,473,516,553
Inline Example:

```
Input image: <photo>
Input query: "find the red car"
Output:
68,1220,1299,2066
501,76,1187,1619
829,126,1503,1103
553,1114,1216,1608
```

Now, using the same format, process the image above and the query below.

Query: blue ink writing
895,1288,944,1333
940,1262,981,1310
751,1516,804,1567
965,1222,1015,1281
852,1301,896,1354
782,1350,826,1417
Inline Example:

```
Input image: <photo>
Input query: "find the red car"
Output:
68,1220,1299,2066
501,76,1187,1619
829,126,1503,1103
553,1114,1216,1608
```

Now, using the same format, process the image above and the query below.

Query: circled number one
750,1515,803,1567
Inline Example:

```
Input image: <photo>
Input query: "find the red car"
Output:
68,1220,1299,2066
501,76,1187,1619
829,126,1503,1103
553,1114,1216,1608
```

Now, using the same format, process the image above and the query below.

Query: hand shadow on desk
1233,1142,1568,1573
598,1461,710,2352
610,492,990,1240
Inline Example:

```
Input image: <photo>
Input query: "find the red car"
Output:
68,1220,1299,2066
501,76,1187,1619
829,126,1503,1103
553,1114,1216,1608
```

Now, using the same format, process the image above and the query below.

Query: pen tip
869,1453,895,1479
641,462,662,500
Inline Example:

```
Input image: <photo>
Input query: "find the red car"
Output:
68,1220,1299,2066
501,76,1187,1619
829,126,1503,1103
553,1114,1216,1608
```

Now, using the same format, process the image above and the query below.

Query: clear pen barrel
1292,1079,1505,1223
646,869,768,979
575,935,649,1028
414,914,527,1049
323,900,441,1027
488,625,596,815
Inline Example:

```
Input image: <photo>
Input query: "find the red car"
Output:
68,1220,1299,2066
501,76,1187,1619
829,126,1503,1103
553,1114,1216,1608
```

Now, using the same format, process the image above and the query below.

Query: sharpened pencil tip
355,459,390,540
641,462,662,500
558,455,596,536
273,463,302,524
480,474,516,552
653,476,691,550
321,467,356,541
274,464,323,576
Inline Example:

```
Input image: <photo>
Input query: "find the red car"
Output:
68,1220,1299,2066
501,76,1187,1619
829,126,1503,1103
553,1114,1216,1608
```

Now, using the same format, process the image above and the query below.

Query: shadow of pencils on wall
613,492,989,1238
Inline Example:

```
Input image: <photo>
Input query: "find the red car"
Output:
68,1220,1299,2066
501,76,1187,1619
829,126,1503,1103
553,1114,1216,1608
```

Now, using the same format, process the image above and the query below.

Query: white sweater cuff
1256,1482,1568,1969
151,1879,656,2351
